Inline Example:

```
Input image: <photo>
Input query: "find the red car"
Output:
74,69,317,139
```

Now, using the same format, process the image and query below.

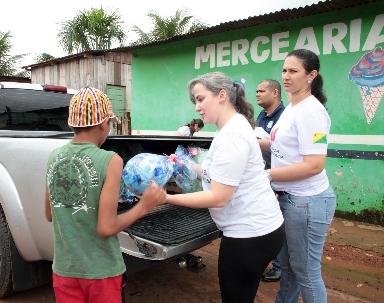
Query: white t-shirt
177,125,191,136
201,113,283,238
270,95,330,196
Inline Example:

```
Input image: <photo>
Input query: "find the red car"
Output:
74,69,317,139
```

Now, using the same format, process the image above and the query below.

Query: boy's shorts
53,272,123,303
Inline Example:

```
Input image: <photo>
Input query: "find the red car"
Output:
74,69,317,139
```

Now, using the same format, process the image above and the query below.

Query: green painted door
106,85,125,117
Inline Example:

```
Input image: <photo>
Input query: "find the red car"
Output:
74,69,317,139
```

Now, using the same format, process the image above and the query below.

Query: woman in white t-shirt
176,118,204,136
263,49,336,303
166,72,284,303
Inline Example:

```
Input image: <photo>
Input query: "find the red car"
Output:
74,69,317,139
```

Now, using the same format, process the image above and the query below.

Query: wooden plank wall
31,53,132,133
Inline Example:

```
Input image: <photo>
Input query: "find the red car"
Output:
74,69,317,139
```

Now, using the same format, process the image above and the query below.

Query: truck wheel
0,205,13,298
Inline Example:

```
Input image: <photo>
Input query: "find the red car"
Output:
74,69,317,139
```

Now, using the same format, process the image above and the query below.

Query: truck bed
104,135,220,260
122,204,217,245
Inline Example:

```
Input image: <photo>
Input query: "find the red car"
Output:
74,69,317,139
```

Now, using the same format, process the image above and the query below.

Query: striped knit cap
68,87,118,127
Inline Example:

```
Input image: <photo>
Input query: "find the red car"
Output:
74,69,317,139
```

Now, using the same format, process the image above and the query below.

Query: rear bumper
118,229,221,260
117,205,220,260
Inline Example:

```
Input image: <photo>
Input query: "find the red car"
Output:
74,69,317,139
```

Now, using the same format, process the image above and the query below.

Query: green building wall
131,3,384,223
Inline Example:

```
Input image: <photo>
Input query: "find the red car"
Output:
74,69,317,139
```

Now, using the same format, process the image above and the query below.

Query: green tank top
46,141,126,278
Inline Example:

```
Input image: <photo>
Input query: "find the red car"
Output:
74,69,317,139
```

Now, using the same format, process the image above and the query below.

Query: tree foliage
0,31,28,77
35,53,55,64
58,7,126,54
132,9,208,44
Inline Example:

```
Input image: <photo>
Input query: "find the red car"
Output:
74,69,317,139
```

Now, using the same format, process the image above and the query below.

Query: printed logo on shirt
267,121,274,129
46,152,97,215
312,132,327,144
270,128,278,142
271,146,284,159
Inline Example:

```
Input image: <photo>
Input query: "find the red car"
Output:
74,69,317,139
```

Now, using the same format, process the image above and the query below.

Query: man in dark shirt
255,79,285,282
255,79,285,169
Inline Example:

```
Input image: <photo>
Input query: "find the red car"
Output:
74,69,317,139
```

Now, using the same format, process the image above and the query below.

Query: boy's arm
44,185,52,222
97,154,166,238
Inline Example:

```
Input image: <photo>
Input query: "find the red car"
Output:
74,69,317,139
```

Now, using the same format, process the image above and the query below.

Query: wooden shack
26,50,132,134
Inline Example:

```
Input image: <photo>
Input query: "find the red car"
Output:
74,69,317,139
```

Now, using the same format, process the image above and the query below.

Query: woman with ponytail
166,72,284,303
262,49,336,303
176,118,204,136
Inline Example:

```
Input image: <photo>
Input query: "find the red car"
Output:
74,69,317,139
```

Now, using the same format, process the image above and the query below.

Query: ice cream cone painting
349,47,384,124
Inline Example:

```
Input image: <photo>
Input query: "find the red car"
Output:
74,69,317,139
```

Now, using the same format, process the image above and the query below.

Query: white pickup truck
0,82,219,297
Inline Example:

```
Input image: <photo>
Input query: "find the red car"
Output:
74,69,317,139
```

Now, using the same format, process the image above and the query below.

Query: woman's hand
166,180,236,208
192,163,202,179
258,138,270,152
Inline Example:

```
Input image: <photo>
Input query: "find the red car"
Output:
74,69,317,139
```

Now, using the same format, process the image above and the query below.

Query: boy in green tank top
45,87,166,303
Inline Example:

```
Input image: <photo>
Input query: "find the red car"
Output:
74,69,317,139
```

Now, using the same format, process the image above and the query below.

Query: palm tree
58,7,126,54
0,31,27,77
132,9,208,44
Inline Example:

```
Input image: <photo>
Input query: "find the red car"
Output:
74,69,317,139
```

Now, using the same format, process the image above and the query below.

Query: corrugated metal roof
122,0,378,49
25,0,380,69
24,50,107,70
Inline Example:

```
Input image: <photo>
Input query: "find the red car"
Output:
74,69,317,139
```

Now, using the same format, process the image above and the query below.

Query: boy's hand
139,181,166,212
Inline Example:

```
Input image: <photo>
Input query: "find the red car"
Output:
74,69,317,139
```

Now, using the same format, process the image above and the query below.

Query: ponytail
311,74,327,105
233,82,255,128
190,118,204,128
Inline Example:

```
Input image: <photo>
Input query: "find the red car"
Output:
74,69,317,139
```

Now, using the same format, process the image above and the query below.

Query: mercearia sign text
194,14,384,69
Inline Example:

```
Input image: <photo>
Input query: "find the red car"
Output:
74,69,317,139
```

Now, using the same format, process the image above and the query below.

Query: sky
1,0,321,67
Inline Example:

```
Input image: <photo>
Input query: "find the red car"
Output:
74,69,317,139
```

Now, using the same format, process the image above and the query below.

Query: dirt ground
1,217,383,303
121,218,384,303
321,218,384,303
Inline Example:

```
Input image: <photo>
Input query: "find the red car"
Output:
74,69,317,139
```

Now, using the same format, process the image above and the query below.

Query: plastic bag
188,146,208,165
119,178,139,205
122,153,174,196
171,145,208,193
120,147,209,199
